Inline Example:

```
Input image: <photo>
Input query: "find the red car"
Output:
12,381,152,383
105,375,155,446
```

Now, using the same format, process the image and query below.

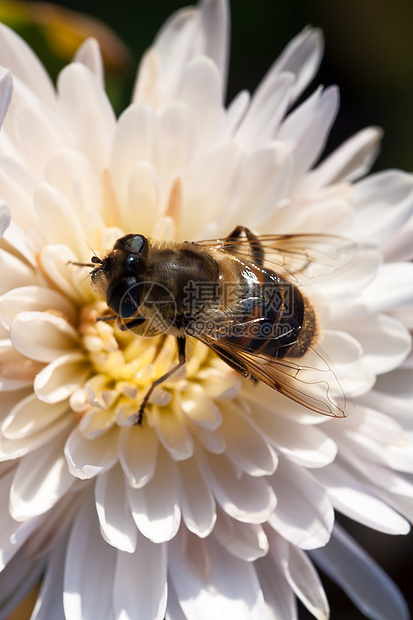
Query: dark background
6,1,413,618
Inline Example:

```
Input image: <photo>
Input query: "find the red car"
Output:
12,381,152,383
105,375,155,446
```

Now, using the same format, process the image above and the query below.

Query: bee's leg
118,316,146,331
135,336,186,426
224,226,264,267
96,314,118,322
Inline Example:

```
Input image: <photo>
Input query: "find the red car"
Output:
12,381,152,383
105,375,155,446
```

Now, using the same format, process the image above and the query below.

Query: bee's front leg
135,336,187,426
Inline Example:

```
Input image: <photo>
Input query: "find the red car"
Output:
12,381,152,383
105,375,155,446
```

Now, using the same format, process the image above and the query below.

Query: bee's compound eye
114,234,147,255
106,276,140,318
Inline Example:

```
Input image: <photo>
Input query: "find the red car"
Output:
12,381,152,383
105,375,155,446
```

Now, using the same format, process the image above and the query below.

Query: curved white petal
0,23,55,105
0,285,76,330
127,447,181,543
176,456,216,537
11,311,79,362
169,532,268,620
2,393,69,438
0,198,10,238
64,426,119,480
310,524,409,620
354,170,413,244
277,85,339,177
31,536,66,620
57,63,115,173
271,27,324,101
0,249,35,296
119,425,159,488
314,459,410,535
269,457,334,549
10,431,74,521
213,508,268,561
95,464,137,553
202,451,277,523
113,531,167,620
34,353,89,403
73,38,104,87
63,495,116,620
220,401,278,476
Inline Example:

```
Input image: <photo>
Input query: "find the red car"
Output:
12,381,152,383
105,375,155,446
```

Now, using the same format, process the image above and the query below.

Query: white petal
64,494,116,620
150,403,194,460
0,249,35,296
95,464,137,553
34,183,86,256
353,170,413,244
119,425,159,488
198,0,229,86
0,469,25,569
127,447,181,542
169,532,267,620
220,401,278,476
114,531,167,620
160,101,196,185
284,543,329,620
10,430,74,520
177,55,223,155
110,103,161,213
11,311,79,362
227,143,293,230
0,66,12,127
234,72,293,150
0,198,10,237
314,459,410,535
255,555,297,620
359,263,413,314
180,383,222,430
0,23,55,105
0,285,76,330
251,402,337,468
2,392,69,438
213,508,268,561
278,86,339,177
57,63,115,172
64,426,119,479
176,456,216,537
73,38,104,86
0,412,71,461
311,524,409,620
305,127,383,188
0,548,44,619
269,457,334,549
271,27,324,100
202,451,277,523
0,155,37,231
180,141,244,239
31,536,66,620
39,244,83,303
34,353,89,403
346,314,411,374
13,101,69,177
43,148,101,223
126,162,160,234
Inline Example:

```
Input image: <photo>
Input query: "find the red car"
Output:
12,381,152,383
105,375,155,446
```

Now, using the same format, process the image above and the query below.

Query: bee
74,226,357,425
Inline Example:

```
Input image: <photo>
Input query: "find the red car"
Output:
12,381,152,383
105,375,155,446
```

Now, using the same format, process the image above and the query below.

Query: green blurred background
3,1,413,619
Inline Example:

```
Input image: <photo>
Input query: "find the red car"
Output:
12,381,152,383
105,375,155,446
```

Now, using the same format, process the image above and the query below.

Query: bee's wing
194,330,346,418
195,233,370,286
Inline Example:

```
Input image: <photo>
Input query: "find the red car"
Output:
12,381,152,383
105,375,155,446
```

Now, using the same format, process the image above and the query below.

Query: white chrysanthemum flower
0,1,413,618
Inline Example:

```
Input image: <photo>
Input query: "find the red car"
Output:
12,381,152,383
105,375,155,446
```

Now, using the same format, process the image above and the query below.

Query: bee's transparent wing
194,330,346,418
195,233,376,286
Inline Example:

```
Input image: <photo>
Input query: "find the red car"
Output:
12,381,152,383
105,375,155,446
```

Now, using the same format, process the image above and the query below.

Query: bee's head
91,234,149,318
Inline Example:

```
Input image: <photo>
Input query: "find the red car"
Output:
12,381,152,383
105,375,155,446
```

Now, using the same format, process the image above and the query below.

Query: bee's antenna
67,240,104,268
